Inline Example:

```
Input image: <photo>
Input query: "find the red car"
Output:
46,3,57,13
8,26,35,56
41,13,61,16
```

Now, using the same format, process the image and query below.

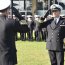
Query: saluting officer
40,4,65,65
0,0,25,65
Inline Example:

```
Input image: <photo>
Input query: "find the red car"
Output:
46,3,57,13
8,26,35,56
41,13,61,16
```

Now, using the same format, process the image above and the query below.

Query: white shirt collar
54,17,60,24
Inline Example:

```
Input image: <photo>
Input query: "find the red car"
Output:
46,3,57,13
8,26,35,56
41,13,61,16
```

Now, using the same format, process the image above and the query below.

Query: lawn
16,40,65,65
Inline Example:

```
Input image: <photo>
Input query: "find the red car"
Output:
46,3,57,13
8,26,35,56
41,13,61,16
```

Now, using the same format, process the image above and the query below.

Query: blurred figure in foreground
0,0,29,65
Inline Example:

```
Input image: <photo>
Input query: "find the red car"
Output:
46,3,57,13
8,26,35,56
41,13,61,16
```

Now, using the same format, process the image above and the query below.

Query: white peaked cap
50,4,63,11
0,0,11,10
27,15,32,18
34,15,40,17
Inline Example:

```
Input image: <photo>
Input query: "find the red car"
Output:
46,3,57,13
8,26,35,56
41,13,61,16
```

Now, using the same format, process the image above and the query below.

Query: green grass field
15,40,65,65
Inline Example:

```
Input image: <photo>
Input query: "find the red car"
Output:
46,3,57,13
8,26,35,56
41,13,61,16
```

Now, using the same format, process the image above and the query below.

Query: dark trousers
27,29,33,41
20,33,26,41
35,31,40,41
48,50,64,65
41,30,46,41
0,50,15,65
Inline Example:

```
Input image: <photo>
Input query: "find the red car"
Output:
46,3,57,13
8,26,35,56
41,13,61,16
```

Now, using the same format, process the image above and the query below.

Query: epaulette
60,16,65,21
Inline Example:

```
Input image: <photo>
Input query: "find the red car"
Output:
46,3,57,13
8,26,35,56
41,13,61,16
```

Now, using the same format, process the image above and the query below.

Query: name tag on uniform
60,22,65,27
60,25,65,26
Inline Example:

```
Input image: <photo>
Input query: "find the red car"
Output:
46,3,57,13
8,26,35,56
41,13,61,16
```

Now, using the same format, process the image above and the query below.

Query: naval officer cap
0,0,11,11
50,4,63,11
34,15,40,18
27,15,32,18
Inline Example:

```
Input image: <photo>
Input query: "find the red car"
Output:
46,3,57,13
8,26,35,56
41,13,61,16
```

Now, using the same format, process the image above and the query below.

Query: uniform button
58,34,59,35
52,33,53,34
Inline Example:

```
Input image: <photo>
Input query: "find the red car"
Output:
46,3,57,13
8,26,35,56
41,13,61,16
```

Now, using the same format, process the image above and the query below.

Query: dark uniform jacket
40,17,65,51
0,16,24,65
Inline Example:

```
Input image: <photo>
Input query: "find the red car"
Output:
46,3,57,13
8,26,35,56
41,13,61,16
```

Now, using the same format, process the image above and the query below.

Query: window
36,0,48,16
13,0,24,11
13,0,32,16
26,0,32,10
13,0,32,11
37,0,49,10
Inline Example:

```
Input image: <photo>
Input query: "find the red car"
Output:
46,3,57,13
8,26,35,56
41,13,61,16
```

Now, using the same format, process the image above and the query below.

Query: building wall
13,0,65,16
